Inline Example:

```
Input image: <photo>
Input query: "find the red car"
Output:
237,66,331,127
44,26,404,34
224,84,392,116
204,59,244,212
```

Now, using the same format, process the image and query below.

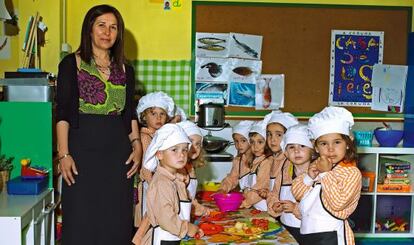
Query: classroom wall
1,0,413,75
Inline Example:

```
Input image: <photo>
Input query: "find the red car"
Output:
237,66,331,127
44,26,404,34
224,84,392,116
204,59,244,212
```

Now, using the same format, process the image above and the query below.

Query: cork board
191,2,411,119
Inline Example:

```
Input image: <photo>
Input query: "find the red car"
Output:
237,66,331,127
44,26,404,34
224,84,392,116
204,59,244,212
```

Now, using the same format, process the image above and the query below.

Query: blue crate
7,176,48,195
353,131,373,147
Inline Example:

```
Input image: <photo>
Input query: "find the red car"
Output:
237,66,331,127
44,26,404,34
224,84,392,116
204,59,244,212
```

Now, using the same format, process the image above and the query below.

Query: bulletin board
191,2,411,120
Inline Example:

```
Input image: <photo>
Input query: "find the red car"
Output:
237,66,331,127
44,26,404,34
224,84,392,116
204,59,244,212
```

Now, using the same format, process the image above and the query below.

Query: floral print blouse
77,59,126,115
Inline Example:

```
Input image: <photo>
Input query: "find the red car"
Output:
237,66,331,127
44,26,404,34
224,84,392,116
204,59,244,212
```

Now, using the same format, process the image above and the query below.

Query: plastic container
353,131,373,147
212,192,244,212
7,176,48,195
202,182,221,191
374,129,404,147
361,172,375,192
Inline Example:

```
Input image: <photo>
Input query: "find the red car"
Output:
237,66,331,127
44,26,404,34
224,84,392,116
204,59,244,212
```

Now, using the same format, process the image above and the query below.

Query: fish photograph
229,58,262,82
228,81,255,107
228,32,263,60
196,57,229,81
196,32,229,58
255,74,285,110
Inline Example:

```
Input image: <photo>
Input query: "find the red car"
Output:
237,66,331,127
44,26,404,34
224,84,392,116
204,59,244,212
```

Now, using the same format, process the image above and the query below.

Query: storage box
0,78,54,102
7,176,48,195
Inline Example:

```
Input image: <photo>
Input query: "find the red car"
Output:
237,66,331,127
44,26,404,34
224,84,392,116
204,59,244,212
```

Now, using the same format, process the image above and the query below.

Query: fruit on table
199,223,224,235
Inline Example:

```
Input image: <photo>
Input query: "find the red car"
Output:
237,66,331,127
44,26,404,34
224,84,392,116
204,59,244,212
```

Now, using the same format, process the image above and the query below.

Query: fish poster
195,32,229,58
228,58,262,83
329,30,384,107
228,81,256,107
228,32,263,60
371,64,407,112
195,57,230,82
255,74,285,110
195,82,228,104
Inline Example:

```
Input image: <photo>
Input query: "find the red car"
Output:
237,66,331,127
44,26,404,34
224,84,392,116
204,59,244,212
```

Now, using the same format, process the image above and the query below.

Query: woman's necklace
93,56,111,76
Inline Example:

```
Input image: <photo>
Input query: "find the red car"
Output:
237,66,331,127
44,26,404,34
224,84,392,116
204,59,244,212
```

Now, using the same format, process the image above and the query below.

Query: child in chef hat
135,91,175,227
133,121,210,243
291,106,361,245
267,124,314,244
133,124,203,245
239,120,273,211
170,105,187,123
219,120,255,193
264,110,299,196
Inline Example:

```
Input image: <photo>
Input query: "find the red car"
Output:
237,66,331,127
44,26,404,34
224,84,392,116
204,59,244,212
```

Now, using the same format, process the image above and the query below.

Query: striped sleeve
320,165,362,218
291,173,313,201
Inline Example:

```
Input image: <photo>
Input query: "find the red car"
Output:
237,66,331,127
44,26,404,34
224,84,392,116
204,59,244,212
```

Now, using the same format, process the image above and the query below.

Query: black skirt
62,114,133,245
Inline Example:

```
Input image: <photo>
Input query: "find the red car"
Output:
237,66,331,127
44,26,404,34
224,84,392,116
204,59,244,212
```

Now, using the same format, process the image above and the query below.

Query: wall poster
329,30,384,107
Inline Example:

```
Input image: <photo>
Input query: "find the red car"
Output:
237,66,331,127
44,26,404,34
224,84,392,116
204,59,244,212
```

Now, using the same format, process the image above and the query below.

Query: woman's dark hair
77,4,125,67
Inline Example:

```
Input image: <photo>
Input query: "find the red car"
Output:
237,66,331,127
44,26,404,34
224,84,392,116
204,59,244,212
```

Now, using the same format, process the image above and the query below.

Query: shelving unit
353,147,414,238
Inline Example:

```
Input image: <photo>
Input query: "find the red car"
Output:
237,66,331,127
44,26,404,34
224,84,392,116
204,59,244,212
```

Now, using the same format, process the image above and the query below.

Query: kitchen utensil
212,192,244,212
197,103,225,128
374,128,403,147
203,130,233,153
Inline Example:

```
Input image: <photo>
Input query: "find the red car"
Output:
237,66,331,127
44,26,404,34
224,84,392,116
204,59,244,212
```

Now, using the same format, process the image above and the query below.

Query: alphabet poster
329,30,384,107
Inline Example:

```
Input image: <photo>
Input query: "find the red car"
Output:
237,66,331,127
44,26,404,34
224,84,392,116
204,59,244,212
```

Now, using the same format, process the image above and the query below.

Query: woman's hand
126,147,141,179
308,162,319,179
59,155,78,186
280,200,295,213
315,155,333,173
126,139,142,178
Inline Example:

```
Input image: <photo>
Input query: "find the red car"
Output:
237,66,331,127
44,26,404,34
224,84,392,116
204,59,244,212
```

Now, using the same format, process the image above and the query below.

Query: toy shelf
353,147,414,238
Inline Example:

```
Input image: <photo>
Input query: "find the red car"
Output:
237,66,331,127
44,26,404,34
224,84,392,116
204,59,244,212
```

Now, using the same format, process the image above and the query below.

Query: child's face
188,135,202,160
266,123,285,153
144,107,168,130
285,144,313,166
315,133,347,164
249,134,266,157
157,143,189,173
233,133,250,154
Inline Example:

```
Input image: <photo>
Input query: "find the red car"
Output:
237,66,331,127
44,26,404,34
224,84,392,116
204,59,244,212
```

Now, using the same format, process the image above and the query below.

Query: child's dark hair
266,122,288,133
314,134,357,163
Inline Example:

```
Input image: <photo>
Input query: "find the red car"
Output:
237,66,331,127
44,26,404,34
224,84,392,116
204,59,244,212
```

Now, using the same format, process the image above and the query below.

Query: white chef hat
174,106,187,121
233,120,255,140
143,123,191,172
280,124,313,150
249,120,267,139
308,106,354,140
136,91,175,123
264,110,298,130
177,120,202,139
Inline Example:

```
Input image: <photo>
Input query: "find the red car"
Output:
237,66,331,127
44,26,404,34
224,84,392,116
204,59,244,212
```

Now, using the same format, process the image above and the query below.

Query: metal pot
198,103,225,128
203,131,233,153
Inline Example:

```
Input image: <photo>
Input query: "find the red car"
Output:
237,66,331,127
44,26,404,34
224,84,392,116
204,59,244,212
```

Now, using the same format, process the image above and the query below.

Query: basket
353,131,373,147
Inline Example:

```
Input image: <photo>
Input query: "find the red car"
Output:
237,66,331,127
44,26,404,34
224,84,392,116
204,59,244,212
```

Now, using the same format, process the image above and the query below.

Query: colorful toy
376,218,409,232
20,158,49,179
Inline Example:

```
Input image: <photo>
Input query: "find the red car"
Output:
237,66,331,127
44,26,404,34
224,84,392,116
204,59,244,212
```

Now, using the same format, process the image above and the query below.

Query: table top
0,189,52,217
181,196,298,245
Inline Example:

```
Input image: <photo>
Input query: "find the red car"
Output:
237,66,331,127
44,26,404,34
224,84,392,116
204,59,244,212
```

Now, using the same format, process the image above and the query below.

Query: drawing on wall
195,82,228,104
329,30,384,107
228,81,255,107
195,57,230,82
0,36,10,59
255,74,284,110
371,64,407,113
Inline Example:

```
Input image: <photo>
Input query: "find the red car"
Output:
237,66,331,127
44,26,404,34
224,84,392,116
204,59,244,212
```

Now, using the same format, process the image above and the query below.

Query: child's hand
239,200,250,209
316,155,333,173
257,188,269,199
280,200,295,213
187,223,199,237
272,202,283,213
308,162,319,179
194,229,204,239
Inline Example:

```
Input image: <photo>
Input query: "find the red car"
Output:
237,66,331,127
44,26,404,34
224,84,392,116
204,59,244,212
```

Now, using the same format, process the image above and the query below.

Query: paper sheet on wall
371,64,408,112
255,74,284,110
